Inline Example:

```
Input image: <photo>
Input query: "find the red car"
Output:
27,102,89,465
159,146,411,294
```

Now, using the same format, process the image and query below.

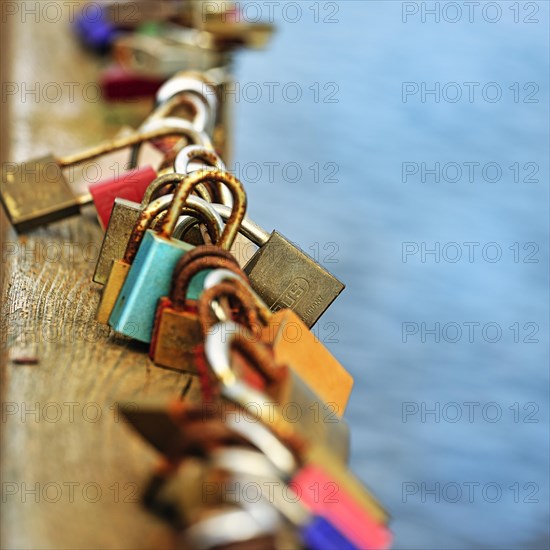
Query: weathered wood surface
0,7,202,549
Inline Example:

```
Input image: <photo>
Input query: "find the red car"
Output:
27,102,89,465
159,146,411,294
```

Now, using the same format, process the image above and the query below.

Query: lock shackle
128,117,214,170
212,204,270,246
211,447,286,485
147,92,210,133
174,145,225,175
121,172,210,261
174,145,226,204
171,256,243,309
198,281,262,336
205,322,303,449
221,417,300,476
183,508,277,550
122,177,189,263
203,321,285,388
203,269,272,324
160,169,247,249
155,72,218,120
121,193,174,264
171,243,239,296
173,195,224,244
139,172,210,208
58,121,211,168
172,195,225,243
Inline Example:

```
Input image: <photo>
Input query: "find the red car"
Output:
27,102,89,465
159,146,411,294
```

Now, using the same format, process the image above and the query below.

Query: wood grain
0,6,202,549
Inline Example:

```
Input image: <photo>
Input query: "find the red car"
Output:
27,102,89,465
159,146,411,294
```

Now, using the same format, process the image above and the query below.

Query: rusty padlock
93,170,216,285
200,333,392,549
201,322,350,462
96,190,223,325
150,248,248,373
108,169,246,343
188,262,353,416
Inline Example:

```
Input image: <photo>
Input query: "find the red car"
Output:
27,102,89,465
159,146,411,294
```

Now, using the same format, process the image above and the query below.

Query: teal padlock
109,169,247,343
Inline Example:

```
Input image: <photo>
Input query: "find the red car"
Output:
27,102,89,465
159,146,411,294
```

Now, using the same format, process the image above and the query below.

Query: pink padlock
291,464,392,550
88,165,157,228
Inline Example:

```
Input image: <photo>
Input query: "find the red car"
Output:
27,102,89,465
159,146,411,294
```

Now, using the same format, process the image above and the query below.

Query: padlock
109,169,247,343
93,170,218,285
191,225,353,414
96,189,223,325
88,165,157,228
211,205,345,327
200,333,392,549
122,396,390,550
209,448,358,550
150,253,248,373
201,322,350,462
73,3,121,53
262,309,353,416
151,278,260,374
96,194,173,325
122,401,298,549
215,397,390,549
0,123,209,232
189,267,353,418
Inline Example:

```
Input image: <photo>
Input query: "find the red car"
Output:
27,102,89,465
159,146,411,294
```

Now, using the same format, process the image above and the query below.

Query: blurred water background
231,1,549,548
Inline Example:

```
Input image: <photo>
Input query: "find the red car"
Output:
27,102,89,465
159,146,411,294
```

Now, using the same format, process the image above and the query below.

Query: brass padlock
93,173,219,285
262,309,354,416
150,247,247,373
0,123,210,232
211,205,345,327
202,322,350,462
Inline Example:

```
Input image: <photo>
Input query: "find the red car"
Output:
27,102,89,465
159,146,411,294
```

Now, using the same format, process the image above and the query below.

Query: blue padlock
302,516,357,550
73,4,122,53
109,169,247,343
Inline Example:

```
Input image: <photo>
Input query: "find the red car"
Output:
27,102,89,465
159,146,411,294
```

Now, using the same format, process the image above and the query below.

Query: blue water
231,2,549,548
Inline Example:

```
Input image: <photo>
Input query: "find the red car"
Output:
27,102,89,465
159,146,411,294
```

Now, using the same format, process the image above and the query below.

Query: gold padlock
262,309,354,417
0,123,210,232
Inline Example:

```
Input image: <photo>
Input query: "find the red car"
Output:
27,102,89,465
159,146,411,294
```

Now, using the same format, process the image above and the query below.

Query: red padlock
100,65,164,101
88,165,157,228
